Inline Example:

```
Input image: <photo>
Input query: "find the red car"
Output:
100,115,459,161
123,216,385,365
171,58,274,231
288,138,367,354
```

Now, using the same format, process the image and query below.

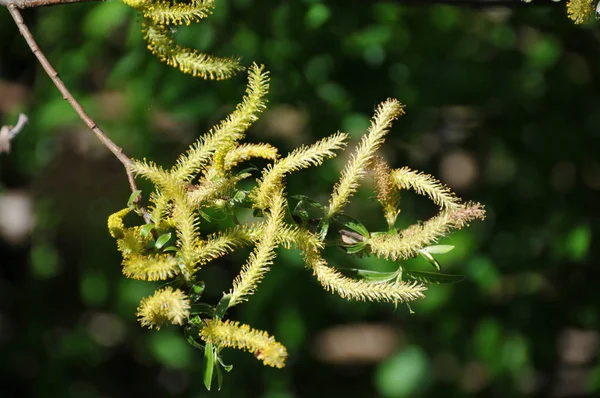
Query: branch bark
5,4,150,223
0,0,101,8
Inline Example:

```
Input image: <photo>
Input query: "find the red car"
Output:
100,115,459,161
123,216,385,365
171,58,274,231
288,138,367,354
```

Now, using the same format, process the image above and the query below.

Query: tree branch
0,0,101,8
6,4,151,223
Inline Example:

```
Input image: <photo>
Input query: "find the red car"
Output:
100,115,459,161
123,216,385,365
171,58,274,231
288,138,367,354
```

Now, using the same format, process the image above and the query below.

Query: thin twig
6,5,151,223
0,113,28,154
0,0,101,8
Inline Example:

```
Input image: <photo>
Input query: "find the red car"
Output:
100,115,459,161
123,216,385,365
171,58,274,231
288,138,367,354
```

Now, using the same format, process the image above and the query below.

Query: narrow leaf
291,195,326,221
140,224,155,238
345,242,367,254
127,190,142,208
404,269,464,284
216,360,224,391
215,294,231,318
155,232,172,249
418,249,441,271
203,343,215,391
340,268,400,283
189,281,206,302
184,326,204,350
422,245,455,254
217,356,234,372
317,220,329,241
334,214,370,238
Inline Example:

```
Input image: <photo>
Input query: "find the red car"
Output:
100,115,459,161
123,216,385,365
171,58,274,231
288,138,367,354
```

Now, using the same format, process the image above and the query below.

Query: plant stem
0,0,101,8
6,5,151,223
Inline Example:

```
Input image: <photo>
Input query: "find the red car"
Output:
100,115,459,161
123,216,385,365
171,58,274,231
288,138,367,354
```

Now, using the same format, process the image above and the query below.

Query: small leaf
345,242,367,254
291,195,326,221
317,220,329,241
184,326,204,349
154,233,172,249
418,249,441,271
341,268,400,283
333,214,369,238
293,208,309,228
127,190,142,208
189,282,206,302
215,294,231,318
216,359,224,391
203,343,215,391
140,223,155,238
217,356,233,372
199,210,222,223
422,245,455,254
230,190,252,208
404,269,464,284
162,246,178,252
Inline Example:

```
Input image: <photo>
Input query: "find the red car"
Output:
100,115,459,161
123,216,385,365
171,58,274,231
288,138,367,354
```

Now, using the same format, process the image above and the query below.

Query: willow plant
104,0,486,390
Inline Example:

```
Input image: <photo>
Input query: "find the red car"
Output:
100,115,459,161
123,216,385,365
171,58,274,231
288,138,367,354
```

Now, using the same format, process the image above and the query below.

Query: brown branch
0,0,101,8
6,5,151,223
0,113,28,154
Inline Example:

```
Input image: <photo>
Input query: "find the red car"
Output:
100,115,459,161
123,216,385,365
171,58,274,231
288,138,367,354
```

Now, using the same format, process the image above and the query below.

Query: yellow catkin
368,202,486,261
392,167,460,210
301,243,426,303
200,319,287,368
567,0,595,24
122,254,180,281
252,132,347,210
137,287,191,329
108,208,131,239
228,192,285,306
328,99,404,217
369,156,401,228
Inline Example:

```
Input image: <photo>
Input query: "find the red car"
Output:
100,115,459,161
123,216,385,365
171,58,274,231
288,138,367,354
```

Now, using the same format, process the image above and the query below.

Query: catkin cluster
111,0,486,382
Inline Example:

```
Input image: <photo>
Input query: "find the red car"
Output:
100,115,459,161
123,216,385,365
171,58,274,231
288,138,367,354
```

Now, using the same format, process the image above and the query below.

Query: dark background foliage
1,0,599,396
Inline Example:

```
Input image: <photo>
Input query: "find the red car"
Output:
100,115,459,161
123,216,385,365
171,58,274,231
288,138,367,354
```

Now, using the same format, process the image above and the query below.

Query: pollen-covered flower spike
200,319,287,368
567,0,596,24
137,287,191,329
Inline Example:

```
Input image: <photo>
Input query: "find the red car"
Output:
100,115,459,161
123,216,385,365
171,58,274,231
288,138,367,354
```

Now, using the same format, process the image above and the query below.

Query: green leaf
333,214,369,238
189,281,206,302
127,190,142,208
230,190,252,208
199,210,223,223
184,326,204,350
203,343,215,391
317,220,329,241
216,294,231,318
293,208,309,227
162,246,178,252
154,233,172,249
216,358,224,391
422,245,455,254
217,355,233,372
403,270,464,284
341,268,400,283
345,242,367,254
291,195,326,222
139,223,155,239
418,249,441,271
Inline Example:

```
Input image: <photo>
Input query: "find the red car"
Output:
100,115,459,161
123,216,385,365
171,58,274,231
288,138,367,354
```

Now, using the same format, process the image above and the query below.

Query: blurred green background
1,0,599,396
